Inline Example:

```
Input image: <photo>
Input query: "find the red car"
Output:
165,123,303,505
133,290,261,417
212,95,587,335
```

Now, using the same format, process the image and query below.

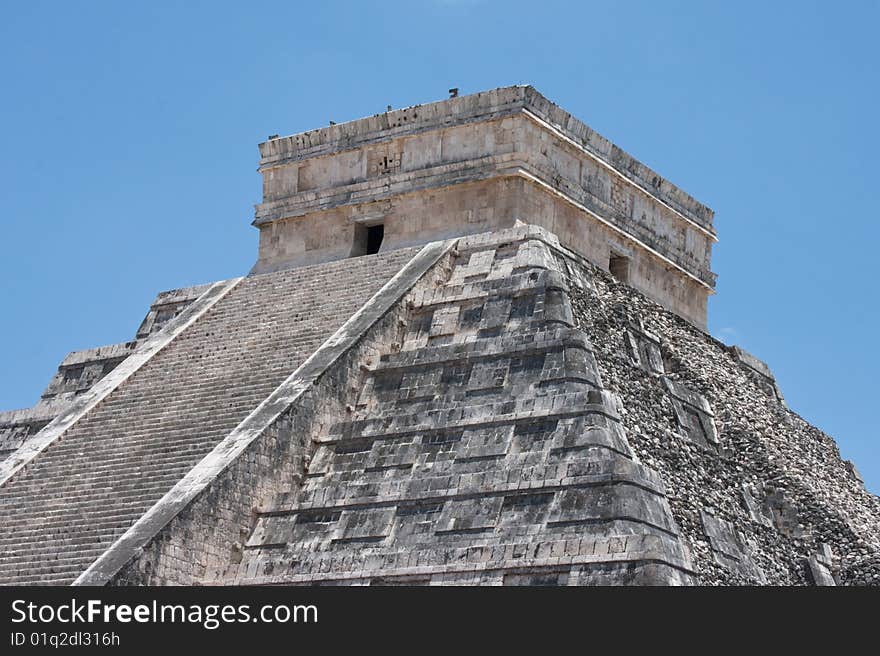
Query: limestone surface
60,227,878,587
1,86,876,587
253,86,716,327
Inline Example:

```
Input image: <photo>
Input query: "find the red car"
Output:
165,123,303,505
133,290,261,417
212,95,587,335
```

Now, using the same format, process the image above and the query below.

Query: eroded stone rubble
568,248,880,585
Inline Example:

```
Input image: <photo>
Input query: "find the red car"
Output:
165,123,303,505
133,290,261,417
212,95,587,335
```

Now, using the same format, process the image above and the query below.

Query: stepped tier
225,229,694,585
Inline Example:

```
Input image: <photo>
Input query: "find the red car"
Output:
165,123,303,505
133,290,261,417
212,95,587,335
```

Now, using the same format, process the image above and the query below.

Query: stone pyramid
1,87,877,586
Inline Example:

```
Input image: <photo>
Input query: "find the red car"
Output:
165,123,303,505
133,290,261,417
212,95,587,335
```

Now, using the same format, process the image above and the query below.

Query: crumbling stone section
135,284,211,339
728,346,786,406
0,344,136,464
700,509,766,583
221,226,694,586
662,378,719,449
39,343,137,404
805,543,837,586
740,483,773,528
565,248,880,585
0,405,60,464
625,320,664,375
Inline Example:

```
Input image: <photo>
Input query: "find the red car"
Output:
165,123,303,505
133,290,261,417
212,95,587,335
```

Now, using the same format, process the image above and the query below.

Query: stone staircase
0,249,415,585
228,228,694,585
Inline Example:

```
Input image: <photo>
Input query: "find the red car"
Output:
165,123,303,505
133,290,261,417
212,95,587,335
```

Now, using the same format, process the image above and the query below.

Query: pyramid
1,87,877,586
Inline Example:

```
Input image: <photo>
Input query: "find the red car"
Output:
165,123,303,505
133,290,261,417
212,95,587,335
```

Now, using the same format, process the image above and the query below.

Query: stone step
271,461,664,516
0,558,95,585
407,269,565,310
5,574,76,586
5,518,155,548
40,425,237,453
1,508,146,539
17,436,222,464
0,485,175,520
3,475,176,502
373,329,592,372
0,530,119,552
14,441,221,475
324,401,617,445
0,545,105,567
1,458,208,494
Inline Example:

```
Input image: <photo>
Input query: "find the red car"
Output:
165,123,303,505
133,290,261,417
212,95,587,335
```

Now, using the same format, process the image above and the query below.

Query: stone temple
1,86,877,586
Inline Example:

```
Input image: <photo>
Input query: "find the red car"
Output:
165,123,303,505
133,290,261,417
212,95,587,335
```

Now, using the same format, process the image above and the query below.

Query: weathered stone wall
256,179,522,271
565,251,880,585
134,284,211,339
252,86,716,327
256,175,710,327
38,342,137,405
0,405,58,464
258,87,712,228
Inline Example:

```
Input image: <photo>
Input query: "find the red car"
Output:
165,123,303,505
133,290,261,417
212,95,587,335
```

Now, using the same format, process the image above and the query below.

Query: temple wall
252,87,715,327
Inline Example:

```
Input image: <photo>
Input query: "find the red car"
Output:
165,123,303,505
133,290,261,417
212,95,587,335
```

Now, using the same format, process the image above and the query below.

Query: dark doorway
351,222,386,257
609,253,630,283
366,224,384,255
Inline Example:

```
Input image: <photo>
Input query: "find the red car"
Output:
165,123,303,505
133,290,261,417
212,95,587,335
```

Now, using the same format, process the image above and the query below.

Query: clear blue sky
1,1,877,492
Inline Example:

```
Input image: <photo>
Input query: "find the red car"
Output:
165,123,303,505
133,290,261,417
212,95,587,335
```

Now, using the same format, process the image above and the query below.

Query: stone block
436,496,504,534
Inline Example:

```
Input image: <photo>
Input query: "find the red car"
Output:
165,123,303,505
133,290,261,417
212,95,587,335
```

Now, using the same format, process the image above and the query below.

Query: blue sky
1,1,877,492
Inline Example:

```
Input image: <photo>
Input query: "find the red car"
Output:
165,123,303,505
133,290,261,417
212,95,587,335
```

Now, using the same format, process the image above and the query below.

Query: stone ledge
729,345,786,405
0,399,70,426
255,165,717,289
57,342,138,368
259,468,670,518
410,270,571,311
374,327,594,372
233,533,695,585
258,85,713,229
323,391,622,443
